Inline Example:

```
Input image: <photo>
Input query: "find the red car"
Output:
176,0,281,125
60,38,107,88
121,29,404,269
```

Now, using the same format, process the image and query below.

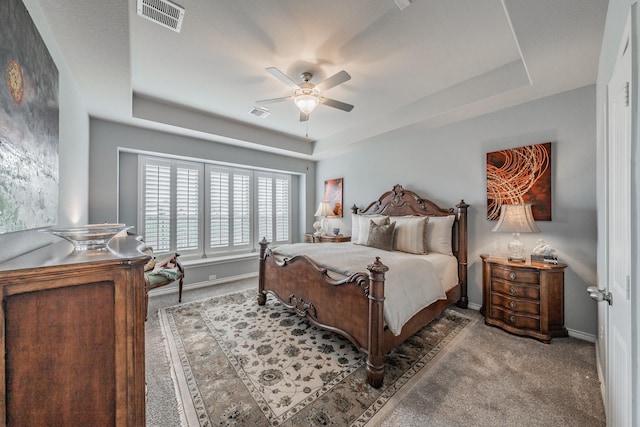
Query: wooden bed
258,184,468,388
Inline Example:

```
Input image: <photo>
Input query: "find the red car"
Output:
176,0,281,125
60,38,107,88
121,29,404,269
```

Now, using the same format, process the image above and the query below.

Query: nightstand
304,233,351,243
480,254,568,343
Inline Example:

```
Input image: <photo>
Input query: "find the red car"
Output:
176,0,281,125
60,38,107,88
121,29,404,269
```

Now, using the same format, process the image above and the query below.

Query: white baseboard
467,302,482,311
148,272,258,297
567,328,596,343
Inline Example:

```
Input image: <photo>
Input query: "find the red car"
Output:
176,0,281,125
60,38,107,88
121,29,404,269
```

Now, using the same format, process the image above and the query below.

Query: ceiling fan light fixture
294,94,320,115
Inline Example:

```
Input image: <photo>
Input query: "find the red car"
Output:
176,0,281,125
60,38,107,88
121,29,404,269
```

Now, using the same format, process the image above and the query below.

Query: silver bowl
40,224,132,251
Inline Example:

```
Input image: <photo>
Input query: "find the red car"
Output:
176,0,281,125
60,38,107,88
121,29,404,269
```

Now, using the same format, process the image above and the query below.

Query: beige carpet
158,288,473,426
146,279,605,426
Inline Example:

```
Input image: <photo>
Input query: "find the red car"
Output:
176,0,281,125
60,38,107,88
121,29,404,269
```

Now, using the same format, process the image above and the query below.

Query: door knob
587,286,612,305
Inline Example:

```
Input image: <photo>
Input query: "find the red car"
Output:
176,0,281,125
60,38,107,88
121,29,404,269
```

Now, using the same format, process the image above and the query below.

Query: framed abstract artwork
0,0,59,233
323,178,343,217
486,142,552,221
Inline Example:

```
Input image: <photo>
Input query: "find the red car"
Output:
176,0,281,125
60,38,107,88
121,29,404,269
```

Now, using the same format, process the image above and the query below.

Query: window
139,155,292,258
257,173,290,243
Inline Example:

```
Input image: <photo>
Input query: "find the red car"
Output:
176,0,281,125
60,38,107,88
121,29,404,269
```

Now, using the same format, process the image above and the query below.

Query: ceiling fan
256,67,354,122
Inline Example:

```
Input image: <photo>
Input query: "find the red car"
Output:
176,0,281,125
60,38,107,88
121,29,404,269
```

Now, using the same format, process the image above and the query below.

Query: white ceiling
35,0,608,159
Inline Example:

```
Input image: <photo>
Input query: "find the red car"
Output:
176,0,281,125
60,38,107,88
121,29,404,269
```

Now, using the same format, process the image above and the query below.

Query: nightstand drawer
490,307,540,331
491,265,539,284
490,279,540,300
491,293,540,315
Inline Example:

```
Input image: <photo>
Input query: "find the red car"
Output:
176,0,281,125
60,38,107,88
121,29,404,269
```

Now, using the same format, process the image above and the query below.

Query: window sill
181,251,258,267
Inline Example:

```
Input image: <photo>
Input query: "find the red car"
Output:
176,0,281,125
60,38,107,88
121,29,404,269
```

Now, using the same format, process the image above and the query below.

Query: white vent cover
249,107,271,118
137,0,185,33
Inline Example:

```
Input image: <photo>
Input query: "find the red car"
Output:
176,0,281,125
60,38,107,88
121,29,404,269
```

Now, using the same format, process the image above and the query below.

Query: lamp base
507,232,526,263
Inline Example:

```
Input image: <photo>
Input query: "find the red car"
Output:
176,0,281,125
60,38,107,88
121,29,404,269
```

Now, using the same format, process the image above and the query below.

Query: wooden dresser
0,236,148,426
480,254,568,343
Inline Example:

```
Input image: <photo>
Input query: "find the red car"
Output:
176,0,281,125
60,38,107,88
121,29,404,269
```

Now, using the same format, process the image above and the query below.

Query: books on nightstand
531,254,559,264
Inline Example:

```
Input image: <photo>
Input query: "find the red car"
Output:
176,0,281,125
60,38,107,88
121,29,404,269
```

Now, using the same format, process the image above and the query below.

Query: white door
605,14,633,427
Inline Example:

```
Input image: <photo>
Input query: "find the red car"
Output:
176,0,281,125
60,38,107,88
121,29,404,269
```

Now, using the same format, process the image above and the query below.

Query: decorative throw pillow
392,216,429,254
425,215,455,255
352,214,389,244
366,220,396,251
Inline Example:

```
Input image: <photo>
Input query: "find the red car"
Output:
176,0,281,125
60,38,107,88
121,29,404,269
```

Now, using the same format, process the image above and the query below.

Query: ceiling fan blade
256,96,293,105
320,97,354,112
315,70,351,92
265,67,299,90
299,111,309,122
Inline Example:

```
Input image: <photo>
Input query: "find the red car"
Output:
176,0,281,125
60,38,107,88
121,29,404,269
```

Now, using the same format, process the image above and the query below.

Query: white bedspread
271,242,453,336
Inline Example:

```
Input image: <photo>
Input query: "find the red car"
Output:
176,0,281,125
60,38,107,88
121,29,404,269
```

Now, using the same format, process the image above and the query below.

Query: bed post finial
456,200,469,308
258,238,270,305
366,257,388,389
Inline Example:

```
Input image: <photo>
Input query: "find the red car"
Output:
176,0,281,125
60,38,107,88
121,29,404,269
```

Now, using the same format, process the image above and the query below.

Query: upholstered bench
143,250,184,319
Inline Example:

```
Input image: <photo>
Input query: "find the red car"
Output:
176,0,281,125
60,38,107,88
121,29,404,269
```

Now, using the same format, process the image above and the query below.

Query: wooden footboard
258,239,388,387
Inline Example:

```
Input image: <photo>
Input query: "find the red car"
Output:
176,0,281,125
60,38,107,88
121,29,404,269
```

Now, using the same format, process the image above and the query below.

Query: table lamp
492,204,540,262
313,201,333,235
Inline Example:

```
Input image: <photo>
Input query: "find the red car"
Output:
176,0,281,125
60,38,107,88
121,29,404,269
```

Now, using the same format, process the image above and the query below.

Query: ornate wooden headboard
351,184,469,308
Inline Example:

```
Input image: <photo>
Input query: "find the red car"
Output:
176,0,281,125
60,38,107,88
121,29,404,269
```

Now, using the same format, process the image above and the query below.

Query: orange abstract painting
486,142,552,221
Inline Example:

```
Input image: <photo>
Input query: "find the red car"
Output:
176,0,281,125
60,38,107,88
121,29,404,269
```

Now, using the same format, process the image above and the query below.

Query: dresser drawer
491,265,539,284
491,293,540,315
490,307,540,331
490,278,540,300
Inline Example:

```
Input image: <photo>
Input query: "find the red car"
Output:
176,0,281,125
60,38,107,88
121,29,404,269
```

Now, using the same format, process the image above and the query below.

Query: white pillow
351,214,361,242
425,215,455,255
392,216,429,254
353,215,389,245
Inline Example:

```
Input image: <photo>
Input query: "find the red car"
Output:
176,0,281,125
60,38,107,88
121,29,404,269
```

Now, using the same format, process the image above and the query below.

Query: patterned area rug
159,289,472,426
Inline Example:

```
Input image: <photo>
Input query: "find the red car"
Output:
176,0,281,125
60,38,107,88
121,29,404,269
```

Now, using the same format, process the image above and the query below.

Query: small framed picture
323,178,343,217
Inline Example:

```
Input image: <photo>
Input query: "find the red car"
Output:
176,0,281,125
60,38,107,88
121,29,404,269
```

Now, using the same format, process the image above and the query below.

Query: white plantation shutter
275,177,289,242
140,157,203,256
144,161,171,252
256,173,290,244
140,155,293,258
209,169,229,248
233,172,251,246
176,165,200,251
257,176,273,242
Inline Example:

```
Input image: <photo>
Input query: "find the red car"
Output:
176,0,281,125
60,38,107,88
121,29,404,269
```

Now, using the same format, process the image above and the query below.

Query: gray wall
89,119,316,284
316,85,598,338
0,0,89,263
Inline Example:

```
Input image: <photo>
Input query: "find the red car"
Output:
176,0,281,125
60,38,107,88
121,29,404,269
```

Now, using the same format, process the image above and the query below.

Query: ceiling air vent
137,0,185,33
249,107,271,118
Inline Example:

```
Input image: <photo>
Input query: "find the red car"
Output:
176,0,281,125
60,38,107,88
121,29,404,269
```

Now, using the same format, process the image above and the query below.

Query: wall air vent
137,0,185,33
249,107,271,118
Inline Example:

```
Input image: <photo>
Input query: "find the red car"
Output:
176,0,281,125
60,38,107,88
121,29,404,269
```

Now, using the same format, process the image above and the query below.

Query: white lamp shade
294,94,320,114
492,204,540,233
314,201,334,217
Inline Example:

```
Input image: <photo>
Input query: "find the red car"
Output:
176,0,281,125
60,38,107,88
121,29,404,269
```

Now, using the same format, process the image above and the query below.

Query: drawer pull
509,287,516,294
509,315,516,324
509,301,516,309
509,272,517,280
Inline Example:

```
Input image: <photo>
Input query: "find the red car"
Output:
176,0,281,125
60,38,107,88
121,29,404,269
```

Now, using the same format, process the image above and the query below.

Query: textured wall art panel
486,142,551,221
0,0,59,233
